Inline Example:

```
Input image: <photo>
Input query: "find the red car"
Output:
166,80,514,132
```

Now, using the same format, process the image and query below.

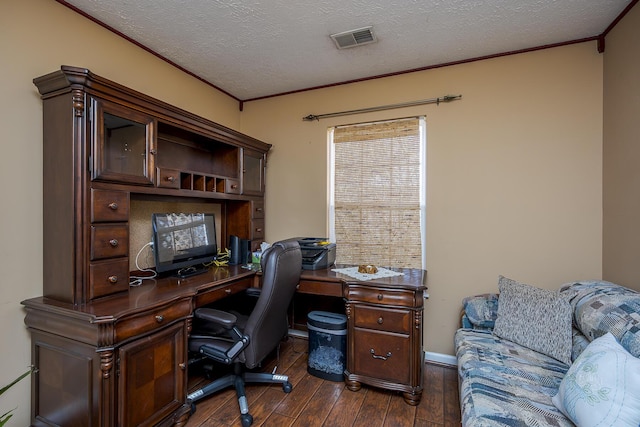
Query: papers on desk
331,266,404,281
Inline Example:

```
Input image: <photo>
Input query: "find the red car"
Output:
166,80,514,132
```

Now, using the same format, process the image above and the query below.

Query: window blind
331,117,424,269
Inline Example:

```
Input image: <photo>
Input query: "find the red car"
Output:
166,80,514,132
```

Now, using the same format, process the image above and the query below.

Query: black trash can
307,311,347,381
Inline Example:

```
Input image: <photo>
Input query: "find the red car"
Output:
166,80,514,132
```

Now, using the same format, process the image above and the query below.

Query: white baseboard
424,351,457,367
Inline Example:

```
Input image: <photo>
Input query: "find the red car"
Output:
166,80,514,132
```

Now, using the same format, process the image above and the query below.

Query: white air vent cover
330,26,377,49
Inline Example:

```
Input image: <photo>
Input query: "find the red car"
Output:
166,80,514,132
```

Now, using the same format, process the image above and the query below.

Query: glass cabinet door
92,99,155,185
242,149,265,195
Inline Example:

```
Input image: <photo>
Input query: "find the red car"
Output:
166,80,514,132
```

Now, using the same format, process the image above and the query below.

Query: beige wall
4,0,635,424
603,5,640,287
240,42,604,357
0,1,241,424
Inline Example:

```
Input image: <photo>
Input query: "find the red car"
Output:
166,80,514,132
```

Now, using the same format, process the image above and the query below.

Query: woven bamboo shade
332,118,422,269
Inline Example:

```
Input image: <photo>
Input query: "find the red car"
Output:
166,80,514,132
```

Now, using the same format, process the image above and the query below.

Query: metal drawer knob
109,239,119,247
108,275,118,284
377,317,383,324
166,176,176,182
108,202,118,210
231,184,238,189
155,315,164,323
377,294,383,301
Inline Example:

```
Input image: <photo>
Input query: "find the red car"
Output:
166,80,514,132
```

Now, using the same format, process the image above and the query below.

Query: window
329,117,426,269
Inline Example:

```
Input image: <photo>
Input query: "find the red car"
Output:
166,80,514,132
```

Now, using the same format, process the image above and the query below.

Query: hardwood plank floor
184,337,461,427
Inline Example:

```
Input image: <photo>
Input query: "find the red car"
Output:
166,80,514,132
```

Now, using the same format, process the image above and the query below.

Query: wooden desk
22,266,256,427
298,266,427,405
22,264,426,427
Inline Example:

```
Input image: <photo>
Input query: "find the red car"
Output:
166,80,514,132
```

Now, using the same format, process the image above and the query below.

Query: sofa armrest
461,293,499,330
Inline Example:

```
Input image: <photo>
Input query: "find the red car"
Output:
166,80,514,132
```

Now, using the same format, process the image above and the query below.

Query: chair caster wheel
190,402,196,415
241,413,253,427
283,382,293,393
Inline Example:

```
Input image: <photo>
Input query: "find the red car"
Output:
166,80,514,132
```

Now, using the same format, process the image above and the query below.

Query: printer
297,237,336,270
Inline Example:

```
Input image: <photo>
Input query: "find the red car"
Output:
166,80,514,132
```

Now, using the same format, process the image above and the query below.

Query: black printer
297,237,336,270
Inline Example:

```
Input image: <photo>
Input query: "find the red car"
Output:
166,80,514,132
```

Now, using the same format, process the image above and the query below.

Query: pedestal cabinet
343,279,425,405
23,66,272,427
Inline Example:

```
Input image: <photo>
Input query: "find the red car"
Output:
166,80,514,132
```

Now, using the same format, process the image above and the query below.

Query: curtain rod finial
303,114,319,121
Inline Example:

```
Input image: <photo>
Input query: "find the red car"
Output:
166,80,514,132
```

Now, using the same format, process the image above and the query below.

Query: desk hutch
22,66,427,427
23,66,270,427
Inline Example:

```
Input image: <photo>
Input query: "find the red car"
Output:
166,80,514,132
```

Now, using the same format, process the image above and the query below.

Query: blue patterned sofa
455,278,640,427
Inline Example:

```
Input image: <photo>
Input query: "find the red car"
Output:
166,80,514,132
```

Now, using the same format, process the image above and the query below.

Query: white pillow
552,332,640,427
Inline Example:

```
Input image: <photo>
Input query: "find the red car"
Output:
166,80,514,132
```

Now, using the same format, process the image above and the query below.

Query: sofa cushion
456,329,573,427
563,280,640,358
493,276,574,365
552,332,640,427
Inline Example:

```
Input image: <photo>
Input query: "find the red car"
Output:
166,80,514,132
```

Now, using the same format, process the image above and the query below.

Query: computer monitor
151,212,217,278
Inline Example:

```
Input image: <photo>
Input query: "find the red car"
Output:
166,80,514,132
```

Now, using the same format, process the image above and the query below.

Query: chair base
187,363,293,427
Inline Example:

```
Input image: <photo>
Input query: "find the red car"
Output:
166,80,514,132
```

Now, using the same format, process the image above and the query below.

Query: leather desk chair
187,240,302,427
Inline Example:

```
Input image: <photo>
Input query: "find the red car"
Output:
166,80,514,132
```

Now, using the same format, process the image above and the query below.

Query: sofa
455,277,640,427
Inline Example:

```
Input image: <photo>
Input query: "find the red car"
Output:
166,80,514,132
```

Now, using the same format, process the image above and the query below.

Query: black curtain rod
302,94,462,121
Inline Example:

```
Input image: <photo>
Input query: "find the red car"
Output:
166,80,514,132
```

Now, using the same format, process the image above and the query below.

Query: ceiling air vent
330,26,377,49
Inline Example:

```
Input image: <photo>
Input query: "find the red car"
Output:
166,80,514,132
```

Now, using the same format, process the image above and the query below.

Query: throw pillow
552,332,640,427
493,276,573,365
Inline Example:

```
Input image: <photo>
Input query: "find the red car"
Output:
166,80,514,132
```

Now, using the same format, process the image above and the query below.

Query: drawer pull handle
166,176,176,182
255,228,263,232
377,317,383,324
179,363,186,370
370,349,392,361
231,184,238,189
150,149,157,155
377,294,383,301
108,275,118,284
155,315,164,323
109,239,119,247
108,202,118,210
225,289,232,294
256,207,263,212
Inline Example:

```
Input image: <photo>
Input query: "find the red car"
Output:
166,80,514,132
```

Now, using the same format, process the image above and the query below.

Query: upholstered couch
455,277,640,427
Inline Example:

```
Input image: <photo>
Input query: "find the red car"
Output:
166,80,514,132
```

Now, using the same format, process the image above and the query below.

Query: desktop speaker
240,239,251,264
228,235,240,265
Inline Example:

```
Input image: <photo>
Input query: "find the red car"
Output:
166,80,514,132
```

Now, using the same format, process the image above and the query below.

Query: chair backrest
242,239,302,368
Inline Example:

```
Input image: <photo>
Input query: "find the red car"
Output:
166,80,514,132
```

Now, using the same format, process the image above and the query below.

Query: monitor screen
151,212,217,275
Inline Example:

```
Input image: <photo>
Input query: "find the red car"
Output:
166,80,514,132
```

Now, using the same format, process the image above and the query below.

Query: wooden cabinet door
242,148,265,195
92,98,156,185
118,322,187,427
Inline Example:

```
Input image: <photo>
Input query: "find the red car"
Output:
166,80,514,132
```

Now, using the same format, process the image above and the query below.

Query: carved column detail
72,89,84,117
100,349,114,379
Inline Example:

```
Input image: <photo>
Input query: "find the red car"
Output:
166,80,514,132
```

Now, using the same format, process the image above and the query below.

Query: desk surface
23,264,427,321
301,265,427,289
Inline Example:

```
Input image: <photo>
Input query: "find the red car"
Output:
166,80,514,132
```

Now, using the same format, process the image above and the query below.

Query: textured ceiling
62,0,631,101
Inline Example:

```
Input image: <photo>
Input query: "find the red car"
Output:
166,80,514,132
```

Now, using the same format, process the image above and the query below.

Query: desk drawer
251,201,264,219
157,168,181,189
345,285,417,308
297,280,342,297
251,219,265,240
353,305,411,334
195,278,252,307
353,328,410,385
90,224,129,260
89,258,130,299
91,189,129,222
115,298,191,342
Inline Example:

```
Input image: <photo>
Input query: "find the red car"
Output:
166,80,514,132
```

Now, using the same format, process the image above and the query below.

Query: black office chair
187,240,302,427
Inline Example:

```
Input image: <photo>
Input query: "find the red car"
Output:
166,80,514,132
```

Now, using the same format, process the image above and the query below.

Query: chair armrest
194,308,237,329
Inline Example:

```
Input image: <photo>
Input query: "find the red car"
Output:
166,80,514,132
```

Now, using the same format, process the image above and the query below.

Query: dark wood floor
184,337,461,427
